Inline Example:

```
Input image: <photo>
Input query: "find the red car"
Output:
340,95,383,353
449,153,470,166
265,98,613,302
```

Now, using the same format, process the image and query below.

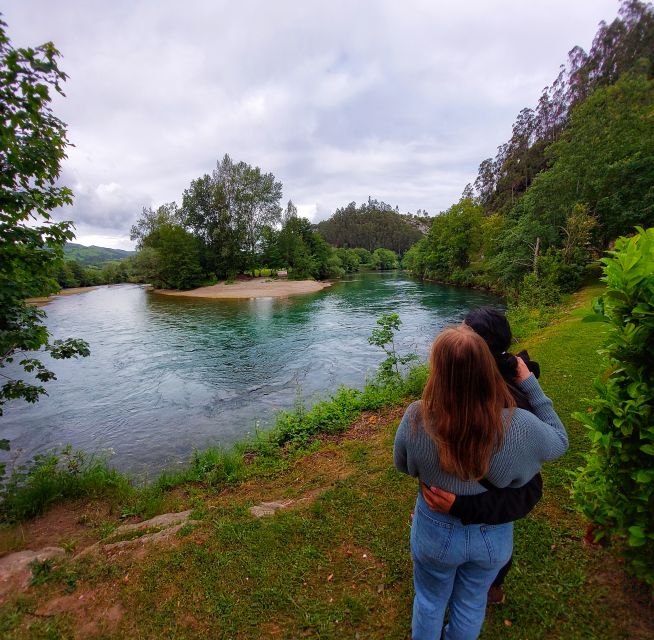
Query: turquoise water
2,272,500,474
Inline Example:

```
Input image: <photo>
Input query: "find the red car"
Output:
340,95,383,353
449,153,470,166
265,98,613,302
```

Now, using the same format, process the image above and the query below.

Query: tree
181,154,283,278
316,200,424,254
0,19,89,454
371,248,398,270
144,224,204,290
524,72,654,243
129,202,181,249
239,164,282,273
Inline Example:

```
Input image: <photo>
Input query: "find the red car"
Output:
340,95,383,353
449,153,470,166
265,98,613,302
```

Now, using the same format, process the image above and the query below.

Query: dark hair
464,307,531,410
421,325,515,480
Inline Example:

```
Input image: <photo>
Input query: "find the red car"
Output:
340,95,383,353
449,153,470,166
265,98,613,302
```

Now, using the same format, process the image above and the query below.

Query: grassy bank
1,282,653,639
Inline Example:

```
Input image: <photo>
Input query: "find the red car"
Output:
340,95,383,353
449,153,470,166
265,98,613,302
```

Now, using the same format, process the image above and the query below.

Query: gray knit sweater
393,375,568,495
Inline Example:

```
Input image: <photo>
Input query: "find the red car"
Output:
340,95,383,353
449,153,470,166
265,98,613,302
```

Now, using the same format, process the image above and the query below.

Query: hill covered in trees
63,243,135,266
315,200,430,255
404,0,654,308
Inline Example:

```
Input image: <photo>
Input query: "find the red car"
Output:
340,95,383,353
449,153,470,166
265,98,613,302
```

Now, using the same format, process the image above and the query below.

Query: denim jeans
410,491,513,640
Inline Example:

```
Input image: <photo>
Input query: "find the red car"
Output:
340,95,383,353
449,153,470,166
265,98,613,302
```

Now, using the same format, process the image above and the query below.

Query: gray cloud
4,0,618,249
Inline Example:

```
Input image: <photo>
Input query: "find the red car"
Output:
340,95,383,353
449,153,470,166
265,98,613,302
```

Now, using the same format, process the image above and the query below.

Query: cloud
4,0,619,248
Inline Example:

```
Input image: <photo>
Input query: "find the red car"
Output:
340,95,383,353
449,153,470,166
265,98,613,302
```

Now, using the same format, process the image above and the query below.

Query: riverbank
25,286,98,306
155,277,332,299
1,282,653,639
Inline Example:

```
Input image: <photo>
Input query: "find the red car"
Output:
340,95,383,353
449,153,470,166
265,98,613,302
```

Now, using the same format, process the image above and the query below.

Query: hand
515,355,532,383
421,483,456,513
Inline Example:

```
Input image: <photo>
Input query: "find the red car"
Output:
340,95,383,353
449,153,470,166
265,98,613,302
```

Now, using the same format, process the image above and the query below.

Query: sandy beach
155,277,332,299
26,286,98,306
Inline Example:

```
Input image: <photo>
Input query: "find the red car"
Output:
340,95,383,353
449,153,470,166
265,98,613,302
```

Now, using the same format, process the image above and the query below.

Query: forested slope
404,0,654,304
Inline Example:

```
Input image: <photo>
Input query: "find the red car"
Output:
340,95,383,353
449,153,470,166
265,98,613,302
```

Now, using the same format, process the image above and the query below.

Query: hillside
63,243,135,266
316,200,430,255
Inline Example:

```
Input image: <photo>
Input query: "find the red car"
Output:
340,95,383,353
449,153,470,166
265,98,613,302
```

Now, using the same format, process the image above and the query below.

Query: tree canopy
0,18,89,451
316,199,426,255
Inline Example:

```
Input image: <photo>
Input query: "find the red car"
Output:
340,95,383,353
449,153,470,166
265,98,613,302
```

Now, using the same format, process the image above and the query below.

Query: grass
0,281,652,638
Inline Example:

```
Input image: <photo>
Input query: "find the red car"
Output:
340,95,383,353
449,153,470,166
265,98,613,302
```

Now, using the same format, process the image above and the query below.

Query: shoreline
154,277,333,299
25,286,98,306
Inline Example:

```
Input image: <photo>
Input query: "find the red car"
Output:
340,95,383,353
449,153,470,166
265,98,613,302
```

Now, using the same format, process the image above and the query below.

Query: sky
5,0,620,250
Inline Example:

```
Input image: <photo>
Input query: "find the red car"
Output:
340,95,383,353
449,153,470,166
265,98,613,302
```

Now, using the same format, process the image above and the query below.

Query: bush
0,446,130,523
572,227,654,588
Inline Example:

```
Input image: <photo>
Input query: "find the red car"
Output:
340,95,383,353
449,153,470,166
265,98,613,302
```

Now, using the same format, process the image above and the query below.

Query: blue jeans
411,492,513,640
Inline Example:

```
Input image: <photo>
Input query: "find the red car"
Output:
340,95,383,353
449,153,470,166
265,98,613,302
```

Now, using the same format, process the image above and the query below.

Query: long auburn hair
420,325,515,480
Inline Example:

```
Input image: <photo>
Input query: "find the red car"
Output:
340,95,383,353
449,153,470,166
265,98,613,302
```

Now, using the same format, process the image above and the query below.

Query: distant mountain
63,243,135,267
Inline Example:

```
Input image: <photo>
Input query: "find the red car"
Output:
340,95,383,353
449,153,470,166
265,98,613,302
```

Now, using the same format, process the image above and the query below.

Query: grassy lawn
1,282,652,639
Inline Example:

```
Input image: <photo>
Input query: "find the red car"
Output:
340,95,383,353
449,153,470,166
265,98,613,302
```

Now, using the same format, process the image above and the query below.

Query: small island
155,277,332,299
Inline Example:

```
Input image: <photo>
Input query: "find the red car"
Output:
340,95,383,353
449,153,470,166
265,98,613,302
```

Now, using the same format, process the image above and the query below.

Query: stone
249,500,295,518
0,546,65,601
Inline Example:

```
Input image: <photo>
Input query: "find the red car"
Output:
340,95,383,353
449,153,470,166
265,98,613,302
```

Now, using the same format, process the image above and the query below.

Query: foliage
276,207,343,280
62,242,134,266
180,154,282,277
335,248,361,273
474,1,654,215
0,18,89,456
316,199,426,255
50,255,134,289
371,247,398,271
403,198,483,283
573,227,654,587
141,223,204,289
368,313,418,380
0,446,129,523
130,202,182,250
524,72,654,244
403,3,654,304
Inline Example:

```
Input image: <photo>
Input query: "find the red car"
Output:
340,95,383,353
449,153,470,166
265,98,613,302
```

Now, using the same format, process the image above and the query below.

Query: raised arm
517,374,568,461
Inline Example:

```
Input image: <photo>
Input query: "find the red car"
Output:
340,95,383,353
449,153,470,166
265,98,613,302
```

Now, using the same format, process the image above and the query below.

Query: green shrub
572,226,654,588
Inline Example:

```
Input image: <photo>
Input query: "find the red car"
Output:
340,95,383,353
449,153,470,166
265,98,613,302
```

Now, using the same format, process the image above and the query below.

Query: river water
2,272,500,475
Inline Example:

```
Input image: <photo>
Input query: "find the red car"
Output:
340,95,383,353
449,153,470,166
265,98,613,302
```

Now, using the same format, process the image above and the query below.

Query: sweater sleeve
517,374,569,460
393,408,410,475
487,374,568,488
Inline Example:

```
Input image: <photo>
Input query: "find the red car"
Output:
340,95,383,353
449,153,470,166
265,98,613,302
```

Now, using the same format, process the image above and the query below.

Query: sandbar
155,277,332,299
26,286,98,306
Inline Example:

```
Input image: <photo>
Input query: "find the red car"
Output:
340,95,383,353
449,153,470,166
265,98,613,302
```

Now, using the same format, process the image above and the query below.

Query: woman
394,325,567,640
421,308,544,605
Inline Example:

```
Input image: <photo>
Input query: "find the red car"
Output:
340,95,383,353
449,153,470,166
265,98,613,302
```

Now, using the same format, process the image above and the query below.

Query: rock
110,510,193,536
249,500,295,518
76,510,195,559
102,523,186,553
0,546,65,601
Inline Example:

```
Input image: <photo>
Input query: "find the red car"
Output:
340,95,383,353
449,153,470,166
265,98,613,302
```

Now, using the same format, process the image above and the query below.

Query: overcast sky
5,0,620,249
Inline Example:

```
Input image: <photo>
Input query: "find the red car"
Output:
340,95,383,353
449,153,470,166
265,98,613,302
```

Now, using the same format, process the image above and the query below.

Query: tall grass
0,366,429,524
0,446,131,523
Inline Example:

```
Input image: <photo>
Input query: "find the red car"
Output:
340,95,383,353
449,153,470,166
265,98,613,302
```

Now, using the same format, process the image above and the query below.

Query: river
2,272,500,475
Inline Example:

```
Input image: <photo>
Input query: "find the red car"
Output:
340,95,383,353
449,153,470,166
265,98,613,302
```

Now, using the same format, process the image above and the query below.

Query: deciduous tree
0,19,89,455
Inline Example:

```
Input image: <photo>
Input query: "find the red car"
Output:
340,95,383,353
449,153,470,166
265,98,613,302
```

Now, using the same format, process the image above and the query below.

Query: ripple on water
1,275,502,473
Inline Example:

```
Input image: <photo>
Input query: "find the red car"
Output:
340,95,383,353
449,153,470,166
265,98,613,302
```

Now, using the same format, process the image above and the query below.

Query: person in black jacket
421,307,543,605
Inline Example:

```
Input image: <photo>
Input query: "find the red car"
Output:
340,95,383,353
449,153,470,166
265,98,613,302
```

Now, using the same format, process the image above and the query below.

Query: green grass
0,446,132,523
